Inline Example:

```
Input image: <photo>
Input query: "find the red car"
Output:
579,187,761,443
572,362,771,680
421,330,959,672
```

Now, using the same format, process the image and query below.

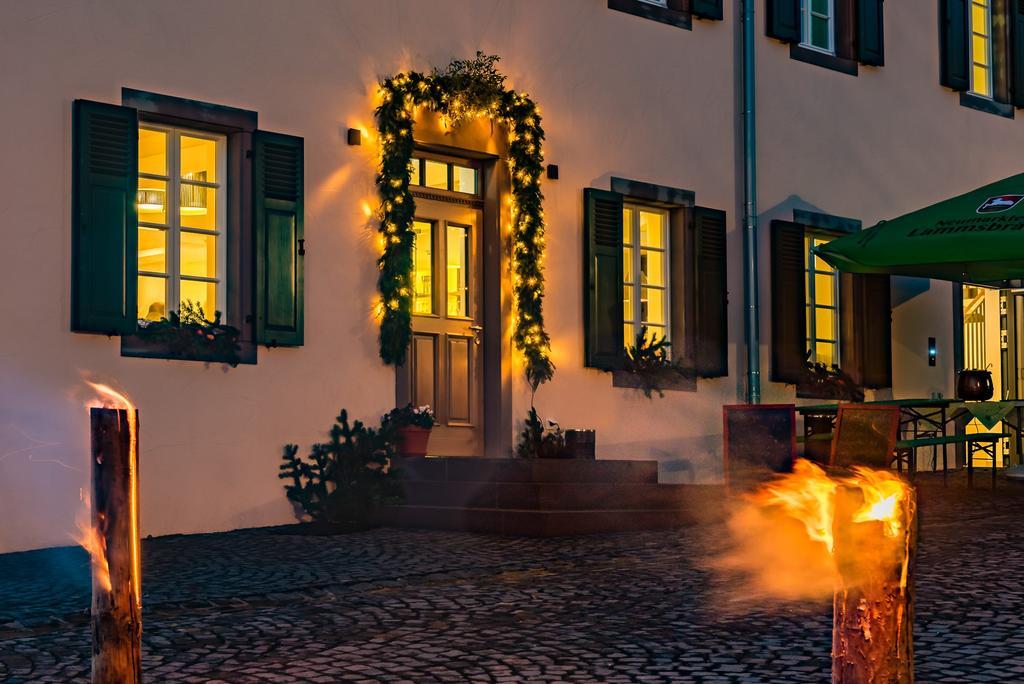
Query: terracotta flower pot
397,426,431,457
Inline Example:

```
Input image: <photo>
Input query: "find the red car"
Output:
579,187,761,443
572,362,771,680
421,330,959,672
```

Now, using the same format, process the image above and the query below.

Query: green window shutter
766,0,800,42
583,188,624,371
693,0,724,21
72,100,138,335
770,220,807,384
940,0,970,91
856,0,885,65
694,207,728,378
1011,0,1024,106
254,130,304,347
855,273,892,388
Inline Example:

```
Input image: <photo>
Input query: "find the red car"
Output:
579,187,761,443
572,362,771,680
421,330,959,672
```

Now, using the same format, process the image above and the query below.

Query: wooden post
831,484,917,684
90,407,142,684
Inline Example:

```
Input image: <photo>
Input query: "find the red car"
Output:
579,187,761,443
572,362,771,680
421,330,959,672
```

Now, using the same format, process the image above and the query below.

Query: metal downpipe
741,0,761,403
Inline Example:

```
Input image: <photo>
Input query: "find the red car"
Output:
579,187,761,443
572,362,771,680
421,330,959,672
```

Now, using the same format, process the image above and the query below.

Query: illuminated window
137,125,226,322
800,0,834,55
411,220,434,315
806,234,840,367
446,224,470,317
623,204,670,348
408,157,479,195
969,0,993,98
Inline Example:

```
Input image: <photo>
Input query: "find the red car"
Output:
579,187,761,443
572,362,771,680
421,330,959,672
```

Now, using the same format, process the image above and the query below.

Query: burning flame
85,381,134,411
72,491,112,593
752,459,838,552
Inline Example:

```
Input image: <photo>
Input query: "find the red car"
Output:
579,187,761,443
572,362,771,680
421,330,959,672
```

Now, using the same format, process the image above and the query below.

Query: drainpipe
741,0,761,404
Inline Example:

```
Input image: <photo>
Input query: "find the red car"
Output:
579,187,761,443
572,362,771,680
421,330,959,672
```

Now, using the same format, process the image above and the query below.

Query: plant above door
374,52,554,389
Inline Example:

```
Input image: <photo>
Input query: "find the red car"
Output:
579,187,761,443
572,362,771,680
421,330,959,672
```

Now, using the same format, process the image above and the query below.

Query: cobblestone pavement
2,474,1024,683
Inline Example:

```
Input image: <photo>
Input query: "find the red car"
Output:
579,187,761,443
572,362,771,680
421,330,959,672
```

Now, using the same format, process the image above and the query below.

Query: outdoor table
945,400,1024,487
797,398,954,458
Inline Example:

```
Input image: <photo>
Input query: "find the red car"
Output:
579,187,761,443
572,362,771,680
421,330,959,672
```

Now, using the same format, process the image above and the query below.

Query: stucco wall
0,0,1013,553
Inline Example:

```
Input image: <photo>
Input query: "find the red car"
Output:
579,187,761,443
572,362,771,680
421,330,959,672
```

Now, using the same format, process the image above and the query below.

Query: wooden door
400,198,484,456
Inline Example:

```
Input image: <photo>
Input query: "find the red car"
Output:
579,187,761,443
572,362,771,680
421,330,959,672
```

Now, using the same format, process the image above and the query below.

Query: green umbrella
815,173,1024,285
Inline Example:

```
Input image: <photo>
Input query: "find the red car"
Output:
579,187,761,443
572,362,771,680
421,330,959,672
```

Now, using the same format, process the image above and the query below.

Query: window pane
180,231,217,279
645,324,668,343
640,249,666,287
180,279,217,320
810,0,828,15
816,342,836,368
641,287,666,326
973,35,990,65
638,210,665,249
412,220,433,314
623,207,635,245
813,252,834,273
623,246,633,283
180,135,218,184
452,165,477,194
138,128,167,176
973,65,991,96
624,286,634,322
446,224,469,317
972,4,987,33
138,275,167,321
409,158,421,185
811,16,829,49
815,308,835,341
180,182,217,230
137,178,167,225
814,273,835,306
138,228,166,274
424,159,447,190
624,324,636,348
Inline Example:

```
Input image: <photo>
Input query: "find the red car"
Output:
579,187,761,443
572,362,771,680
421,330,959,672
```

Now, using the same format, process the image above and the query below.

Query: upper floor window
137,125,226,323
623,204,670,347
637,0,668,6
800,0,834,55
969,0,993,98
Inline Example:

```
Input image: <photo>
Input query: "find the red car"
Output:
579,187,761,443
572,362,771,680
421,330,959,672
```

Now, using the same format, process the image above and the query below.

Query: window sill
613,369,697,393
959,92,1014,119
790,45,858,76
608,0,691,30
121,331,256,366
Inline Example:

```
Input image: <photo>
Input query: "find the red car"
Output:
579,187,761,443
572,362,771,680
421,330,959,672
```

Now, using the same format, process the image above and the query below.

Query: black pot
957,369,994,401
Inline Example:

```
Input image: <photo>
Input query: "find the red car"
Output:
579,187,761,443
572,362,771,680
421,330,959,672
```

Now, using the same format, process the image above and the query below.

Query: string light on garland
374,53,554,389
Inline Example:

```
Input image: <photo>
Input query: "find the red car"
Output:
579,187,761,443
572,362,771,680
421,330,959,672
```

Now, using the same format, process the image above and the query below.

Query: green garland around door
374,53,554,389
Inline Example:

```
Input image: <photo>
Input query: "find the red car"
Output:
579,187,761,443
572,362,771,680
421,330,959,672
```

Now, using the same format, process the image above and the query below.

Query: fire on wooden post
73,382,142,684
716,459,917,683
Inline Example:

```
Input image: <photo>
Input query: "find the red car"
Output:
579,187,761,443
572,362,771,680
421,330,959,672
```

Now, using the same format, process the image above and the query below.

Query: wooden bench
896,433,1008,489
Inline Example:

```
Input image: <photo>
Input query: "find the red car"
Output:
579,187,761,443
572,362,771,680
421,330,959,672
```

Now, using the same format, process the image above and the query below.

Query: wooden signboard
723,404,796,492
829,404,900,470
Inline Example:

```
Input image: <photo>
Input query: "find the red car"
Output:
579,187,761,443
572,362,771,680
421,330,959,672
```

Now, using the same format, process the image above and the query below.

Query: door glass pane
138,228,166,273
623,246,633,283
137,178,168,225
138,128,167,176
641,287,666,326
180,231,217,278
622,207,634,245
452,165,477,194
180,135,218,183
446,224,469,317
814,273,835,306
412,220,434,314
424,159,448,190
640,249,666,287
180,183,217,230
409,158,421,185
180,279,216,320
138,275,167,321
638,210,665,249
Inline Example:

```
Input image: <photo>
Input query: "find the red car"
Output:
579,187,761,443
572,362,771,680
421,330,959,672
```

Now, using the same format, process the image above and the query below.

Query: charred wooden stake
831,484,917,684
90,407,142,684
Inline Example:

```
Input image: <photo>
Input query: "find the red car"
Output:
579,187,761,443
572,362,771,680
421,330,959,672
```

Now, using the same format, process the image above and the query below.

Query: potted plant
382,404,435,457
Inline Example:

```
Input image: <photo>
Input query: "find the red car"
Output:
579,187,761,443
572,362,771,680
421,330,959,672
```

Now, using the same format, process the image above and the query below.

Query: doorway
397,168,485,456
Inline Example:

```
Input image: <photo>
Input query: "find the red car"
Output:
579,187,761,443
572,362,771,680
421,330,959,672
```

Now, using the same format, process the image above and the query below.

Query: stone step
398,480,719,511
397,457,659,484
376,504,722,536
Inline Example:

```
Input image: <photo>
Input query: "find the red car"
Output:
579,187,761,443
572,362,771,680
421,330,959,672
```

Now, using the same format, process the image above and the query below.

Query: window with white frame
637,0,668,6
137,125,226,323
623,204,670,347
800,0,834,54
969,0,994,98
805,233,840,367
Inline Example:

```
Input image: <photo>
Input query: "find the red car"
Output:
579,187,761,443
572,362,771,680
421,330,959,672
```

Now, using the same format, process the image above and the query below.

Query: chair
723,404,797,492
829,404,901,470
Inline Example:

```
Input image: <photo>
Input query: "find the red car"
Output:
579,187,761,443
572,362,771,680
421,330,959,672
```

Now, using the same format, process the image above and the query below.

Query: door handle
469,325,483,345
